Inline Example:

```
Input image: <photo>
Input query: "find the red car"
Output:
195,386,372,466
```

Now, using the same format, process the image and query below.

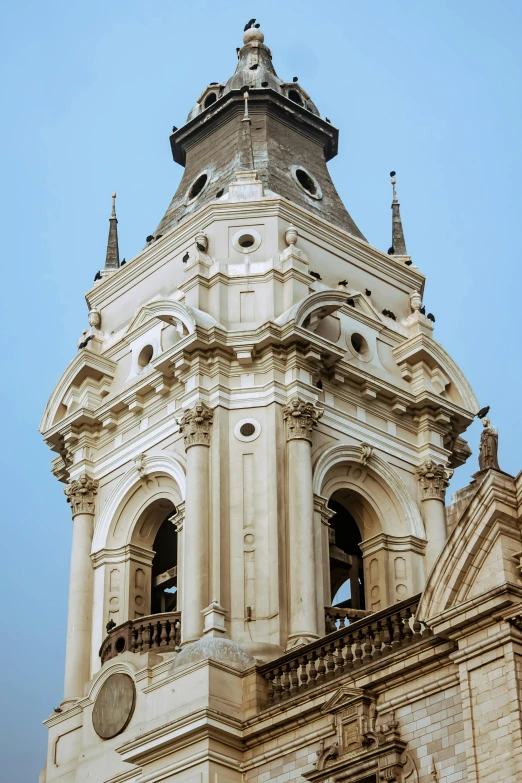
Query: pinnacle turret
104,192,120,270
388,171,407,257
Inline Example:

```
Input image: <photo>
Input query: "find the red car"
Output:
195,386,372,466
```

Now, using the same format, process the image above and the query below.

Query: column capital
283,397,323,443
177,402,214,448
64,474,99,517
416,460,453,501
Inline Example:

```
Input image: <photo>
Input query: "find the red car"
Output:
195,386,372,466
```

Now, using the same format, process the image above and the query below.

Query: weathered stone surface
92,673,135,739
171,636,255,673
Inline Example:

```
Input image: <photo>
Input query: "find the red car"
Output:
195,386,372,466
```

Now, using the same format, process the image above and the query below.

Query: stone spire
104,192,120,270
389,171,407,256
238,88,255,171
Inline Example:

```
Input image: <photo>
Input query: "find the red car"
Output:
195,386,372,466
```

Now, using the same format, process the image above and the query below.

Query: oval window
138,345,154,368
187,172,209,202
291,166,322,200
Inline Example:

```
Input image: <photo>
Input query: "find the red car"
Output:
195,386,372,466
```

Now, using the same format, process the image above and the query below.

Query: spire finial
104,192,120,270
238,88,255,171
243,19,264,44
390,171,397,202
388,170,407,257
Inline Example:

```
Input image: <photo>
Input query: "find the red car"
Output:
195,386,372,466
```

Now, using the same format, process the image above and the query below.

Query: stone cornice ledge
116,709,243,766
86,198,424,312
425,583,522,638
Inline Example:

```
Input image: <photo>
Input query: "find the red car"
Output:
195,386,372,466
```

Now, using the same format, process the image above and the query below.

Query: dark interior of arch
328,498,365,610
151,512,178,614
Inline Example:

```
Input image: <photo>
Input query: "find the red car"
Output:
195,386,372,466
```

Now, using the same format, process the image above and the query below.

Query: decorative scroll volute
416,460,453,501
176,402,214,448
65,475,99,517
283,397,323,443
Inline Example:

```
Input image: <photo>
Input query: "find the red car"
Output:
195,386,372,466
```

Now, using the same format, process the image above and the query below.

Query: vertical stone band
63,475,99,702
177,402,213,643
416,460,453,575
283,398,323,647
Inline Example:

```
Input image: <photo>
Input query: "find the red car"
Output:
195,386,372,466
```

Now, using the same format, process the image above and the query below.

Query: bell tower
40,22,522,783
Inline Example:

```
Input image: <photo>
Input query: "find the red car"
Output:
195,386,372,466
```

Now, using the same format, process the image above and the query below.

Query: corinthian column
417,460,453,574
63,475,99,702
283,397,323,647
177,402,213,644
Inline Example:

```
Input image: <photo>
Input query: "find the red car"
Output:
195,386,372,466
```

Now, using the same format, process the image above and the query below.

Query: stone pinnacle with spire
389,171,407,256
238,88,255,171
104,192,120,270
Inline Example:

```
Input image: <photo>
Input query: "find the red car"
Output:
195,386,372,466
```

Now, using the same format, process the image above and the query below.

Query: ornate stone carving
176,402,214,448
65,475,99,516
478,417,500,471
283,397,323,443
416,461,453,501
88,308,101,328
284,225,298,246
134,453,147,478
358,442,374,466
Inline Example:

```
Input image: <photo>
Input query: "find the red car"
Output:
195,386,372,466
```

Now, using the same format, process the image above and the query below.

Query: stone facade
39,23,522,783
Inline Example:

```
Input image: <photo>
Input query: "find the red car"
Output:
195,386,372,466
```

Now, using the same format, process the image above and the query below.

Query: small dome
243,27,264,44
185,24,320,123
170,636,256,673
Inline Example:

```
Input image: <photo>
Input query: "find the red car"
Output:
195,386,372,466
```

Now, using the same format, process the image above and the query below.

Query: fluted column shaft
284,398,323,646
177,403,213,644
417,461,453,575
63,475,98,702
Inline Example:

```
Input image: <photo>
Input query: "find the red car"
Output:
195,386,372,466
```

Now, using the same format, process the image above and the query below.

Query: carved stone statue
478,417,500,471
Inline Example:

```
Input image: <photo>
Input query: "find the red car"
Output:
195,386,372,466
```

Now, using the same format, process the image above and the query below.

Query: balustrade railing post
298,656,309,691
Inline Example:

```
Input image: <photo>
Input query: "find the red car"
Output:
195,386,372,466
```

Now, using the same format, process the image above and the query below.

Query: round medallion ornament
92,673,136,740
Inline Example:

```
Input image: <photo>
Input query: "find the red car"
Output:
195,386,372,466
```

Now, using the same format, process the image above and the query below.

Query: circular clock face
92,673,136,740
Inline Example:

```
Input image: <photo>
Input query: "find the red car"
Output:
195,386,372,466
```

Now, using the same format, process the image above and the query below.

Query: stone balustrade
259,595,430,706
100,612,181,663
324,605,373,633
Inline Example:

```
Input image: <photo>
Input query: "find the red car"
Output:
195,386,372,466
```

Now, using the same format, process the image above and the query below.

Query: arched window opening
288,89,303,106
328,498,365,610
204,92,217,108
151,512,178,614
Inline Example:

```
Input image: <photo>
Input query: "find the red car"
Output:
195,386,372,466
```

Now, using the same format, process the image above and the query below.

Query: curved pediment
126,299,198,336
39,352,117,434
275,290,348,332
393,333,478,413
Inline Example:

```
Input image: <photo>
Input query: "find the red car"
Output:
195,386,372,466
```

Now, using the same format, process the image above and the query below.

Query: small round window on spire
291,165,323,200
186,171,210,203
204,92,217,108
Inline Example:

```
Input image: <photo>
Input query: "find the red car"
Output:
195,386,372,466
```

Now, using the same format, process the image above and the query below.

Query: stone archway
313,445,426,614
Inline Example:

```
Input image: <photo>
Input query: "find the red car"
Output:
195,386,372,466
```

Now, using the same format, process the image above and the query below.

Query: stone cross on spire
104,192,120,270
389,171,407,257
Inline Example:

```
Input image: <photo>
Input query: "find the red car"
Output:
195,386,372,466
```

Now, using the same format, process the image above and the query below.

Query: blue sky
0,1,521,780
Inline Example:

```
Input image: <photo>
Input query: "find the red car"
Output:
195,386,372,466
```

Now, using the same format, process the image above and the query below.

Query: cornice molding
86,198,424,313
40,352,117,435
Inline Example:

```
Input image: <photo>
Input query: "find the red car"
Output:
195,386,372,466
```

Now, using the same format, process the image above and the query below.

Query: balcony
100,612,181,664
259,594,430,707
